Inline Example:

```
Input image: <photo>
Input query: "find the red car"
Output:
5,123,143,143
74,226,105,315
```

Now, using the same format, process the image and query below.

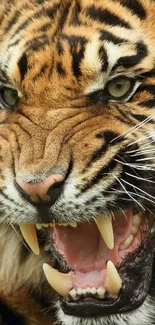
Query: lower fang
105,261,122,296
43,263,73,297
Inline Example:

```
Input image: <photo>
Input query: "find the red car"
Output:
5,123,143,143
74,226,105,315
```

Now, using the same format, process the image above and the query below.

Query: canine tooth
120,234,134,250
36,224,43,230
105,261,122,296
95,216,114,250
90,287,96,295
131,225,138,235
43,263,73,297
133,214,141,227
19,224,40,255
77,288,82,295
69,289,77,299
97,287,105,298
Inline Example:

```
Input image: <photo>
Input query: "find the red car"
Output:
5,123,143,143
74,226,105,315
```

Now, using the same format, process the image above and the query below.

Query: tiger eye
107,77,132,99
2,88,19,107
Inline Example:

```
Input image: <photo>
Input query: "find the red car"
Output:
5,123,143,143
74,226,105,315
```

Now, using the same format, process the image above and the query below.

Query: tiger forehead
1,0,155,96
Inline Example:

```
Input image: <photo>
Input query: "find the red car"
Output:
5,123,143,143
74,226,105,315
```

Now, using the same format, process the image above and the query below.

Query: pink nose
16,174,65,202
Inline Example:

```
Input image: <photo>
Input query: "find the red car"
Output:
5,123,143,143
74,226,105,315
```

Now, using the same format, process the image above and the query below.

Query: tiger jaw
19,210,143,301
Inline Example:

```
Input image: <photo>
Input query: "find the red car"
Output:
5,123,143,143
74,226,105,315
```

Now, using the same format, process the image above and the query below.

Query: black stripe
10,4,60,42
96,130,123,144
56,41,64,55
115,106,135,125
99,46,108,71
69,3,82,26
142,68,155,78
4,10,21,33
137,84,155,95
38,22,52,32
62,35,87,77
18,53,28,81
100,30,126,45
115,42,148,69
25,34,49,52
81,158,118,193
120,0,146,20
131,113,148,122
139,99,155,108
52,2,71,37
56,62,66,76
85,131,121,169
86,6,131,29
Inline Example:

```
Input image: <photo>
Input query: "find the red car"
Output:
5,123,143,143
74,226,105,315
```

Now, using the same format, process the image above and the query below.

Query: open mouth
19,209,155,317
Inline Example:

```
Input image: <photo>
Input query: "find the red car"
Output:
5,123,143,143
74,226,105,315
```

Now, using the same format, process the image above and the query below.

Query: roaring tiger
1,0,155,324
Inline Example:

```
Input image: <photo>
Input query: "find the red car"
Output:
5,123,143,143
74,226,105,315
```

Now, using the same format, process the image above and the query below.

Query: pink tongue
51,211,133,288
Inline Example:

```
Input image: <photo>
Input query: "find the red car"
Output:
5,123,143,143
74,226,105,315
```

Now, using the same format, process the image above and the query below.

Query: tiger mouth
19,209,155,317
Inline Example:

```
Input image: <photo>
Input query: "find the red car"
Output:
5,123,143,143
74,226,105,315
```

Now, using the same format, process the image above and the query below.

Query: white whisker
112,174,145,210
125,172,155,184
121,178,155,202
111,112,155,144
10,223,31,253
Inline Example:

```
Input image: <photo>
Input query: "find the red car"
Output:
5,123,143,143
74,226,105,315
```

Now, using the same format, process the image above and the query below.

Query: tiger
1,0,155,324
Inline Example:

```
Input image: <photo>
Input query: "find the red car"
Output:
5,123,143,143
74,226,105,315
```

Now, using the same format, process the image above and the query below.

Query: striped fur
0,0,155,324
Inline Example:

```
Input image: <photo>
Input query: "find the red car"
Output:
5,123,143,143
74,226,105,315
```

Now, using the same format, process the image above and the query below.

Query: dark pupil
116,82,123,90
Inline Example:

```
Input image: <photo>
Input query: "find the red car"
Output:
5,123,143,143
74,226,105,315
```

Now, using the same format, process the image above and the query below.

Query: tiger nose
16,174,65,204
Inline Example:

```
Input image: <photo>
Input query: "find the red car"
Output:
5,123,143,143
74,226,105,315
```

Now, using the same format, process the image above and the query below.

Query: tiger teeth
95,216,114,250
20,222,77,255
36,221,77,230
68,287,105,300
105,261,122,296
43,261,121,298
43,263,73,297
119,213,142,250
133,214,142,227
120,234,134,250
19,224,40,255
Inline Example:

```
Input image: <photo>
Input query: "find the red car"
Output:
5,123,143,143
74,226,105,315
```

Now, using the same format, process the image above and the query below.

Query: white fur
56,295,155,325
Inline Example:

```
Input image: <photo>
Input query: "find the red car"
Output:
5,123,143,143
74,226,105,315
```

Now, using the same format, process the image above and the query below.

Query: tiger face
1,0,155,324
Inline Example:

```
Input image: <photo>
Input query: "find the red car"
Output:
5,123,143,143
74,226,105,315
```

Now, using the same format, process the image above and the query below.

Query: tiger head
1,0,155,324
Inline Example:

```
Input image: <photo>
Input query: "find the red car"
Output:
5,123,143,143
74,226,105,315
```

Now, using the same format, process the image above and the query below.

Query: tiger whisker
127,133,155,149
112,174,145,210
127,149,155,156
136,157,155,162
125,172,155,183
116,154,139,176
115,159,153,170
111,112,155,144
114,158,155,171
10,223,31,253
121,178,155,202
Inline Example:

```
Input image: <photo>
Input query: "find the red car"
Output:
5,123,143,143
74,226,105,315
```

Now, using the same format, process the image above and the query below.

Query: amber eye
1,88,19,107
107,76,132,99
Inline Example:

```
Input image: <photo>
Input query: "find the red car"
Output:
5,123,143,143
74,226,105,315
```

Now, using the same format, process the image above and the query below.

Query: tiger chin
1,0,155,324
